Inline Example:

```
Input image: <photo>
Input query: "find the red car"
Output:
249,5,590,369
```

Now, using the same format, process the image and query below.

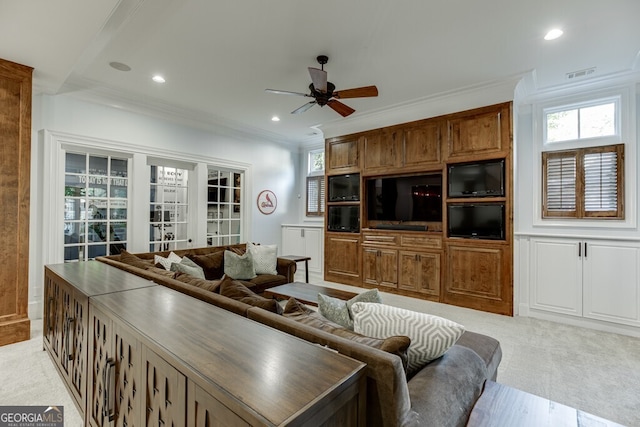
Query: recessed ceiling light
109,61,131,72
271,116,280,122
152,75,166,83
544,28,563,41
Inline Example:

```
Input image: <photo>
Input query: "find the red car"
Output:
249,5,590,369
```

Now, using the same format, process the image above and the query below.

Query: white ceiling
2,0,639,145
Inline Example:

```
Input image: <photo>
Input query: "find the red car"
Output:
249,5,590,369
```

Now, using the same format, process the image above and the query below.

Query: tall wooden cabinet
0,58,33,346
325,102,513,315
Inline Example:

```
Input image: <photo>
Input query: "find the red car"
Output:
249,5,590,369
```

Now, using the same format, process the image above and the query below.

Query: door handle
584,242,587,258
102,357,116,422
66,317,76,361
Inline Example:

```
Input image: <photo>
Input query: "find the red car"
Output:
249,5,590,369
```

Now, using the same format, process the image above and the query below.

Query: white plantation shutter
544,153,577,215
306,176,325,216
542,144,623,219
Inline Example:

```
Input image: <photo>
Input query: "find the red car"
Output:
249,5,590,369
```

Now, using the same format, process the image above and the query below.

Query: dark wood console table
44,262,366,426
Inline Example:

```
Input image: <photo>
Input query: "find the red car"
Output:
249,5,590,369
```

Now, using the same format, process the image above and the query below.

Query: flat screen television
366,174,442,223
448,159,505,198
327,205,360,233
447,203,505,240
328,174,360,202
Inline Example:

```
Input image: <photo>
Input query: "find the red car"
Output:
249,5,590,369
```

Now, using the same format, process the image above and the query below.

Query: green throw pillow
318,288,382,330
223,249,257,280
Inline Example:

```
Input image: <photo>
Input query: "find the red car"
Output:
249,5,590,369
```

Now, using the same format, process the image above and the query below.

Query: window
544,99,617,144
306,176,325,216
542,144,624,219
64,152,128,261
206,168,243,246
149,165,189,251
306,149,325,217
309,149,325,174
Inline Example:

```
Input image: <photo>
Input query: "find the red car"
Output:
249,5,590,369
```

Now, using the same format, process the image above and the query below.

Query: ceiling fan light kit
265,55,378,117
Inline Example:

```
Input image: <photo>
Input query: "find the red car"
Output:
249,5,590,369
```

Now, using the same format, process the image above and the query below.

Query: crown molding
320,75,523,139
56,76,322,149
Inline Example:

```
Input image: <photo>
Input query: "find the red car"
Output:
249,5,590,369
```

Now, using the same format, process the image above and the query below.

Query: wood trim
0,58,32,346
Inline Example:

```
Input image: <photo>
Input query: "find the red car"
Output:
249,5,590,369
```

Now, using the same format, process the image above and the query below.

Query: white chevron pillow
351,302,465,375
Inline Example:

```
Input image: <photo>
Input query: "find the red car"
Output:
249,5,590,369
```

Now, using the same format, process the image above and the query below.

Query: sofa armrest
276,257,297,283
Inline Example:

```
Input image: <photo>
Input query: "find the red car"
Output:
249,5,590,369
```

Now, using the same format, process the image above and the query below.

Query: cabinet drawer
363,233,399,246
401,235,442,249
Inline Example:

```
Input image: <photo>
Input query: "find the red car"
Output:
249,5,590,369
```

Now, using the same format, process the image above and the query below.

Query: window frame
542,96,621,146
531,85,635,229
542,144,624,219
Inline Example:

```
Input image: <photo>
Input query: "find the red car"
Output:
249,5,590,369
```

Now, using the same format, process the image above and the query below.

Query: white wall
28,94,301,319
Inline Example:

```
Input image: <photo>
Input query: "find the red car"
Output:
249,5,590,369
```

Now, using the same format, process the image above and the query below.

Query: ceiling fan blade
308,67,327,92
327,99,355,117
292,101,317,114
333,85,378,99
265,88,310,97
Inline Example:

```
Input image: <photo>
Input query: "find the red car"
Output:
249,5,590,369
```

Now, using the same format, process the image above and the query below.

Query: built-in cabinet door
404,122,441,169
530,238,583,317
530,238,640,327
324,234,361,286
68,292,88,408
447,104,509,159
398,251,441,297
444,242,512,315
362,130,400,173
282,226,323,274
363,247,397,288
582,241,640,326
326,137,360,174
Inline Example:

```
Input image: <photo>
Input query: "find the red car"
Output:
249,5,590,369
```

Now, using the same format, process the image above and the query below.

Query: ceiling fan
265,55,378,117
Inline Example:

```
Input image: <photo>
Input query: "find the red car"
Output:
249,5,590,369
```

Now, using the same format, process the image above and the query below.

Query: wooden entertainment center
324,102,513,316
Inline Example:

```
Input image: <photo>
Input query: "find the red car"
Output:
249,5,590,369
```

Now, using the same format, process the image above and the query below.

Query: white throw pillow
351,302,465,375
247,242,278,275
154,251,182,270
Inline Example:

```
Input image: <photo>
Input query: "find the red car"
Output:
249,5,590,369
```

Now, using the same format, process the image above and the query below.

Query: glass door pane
149,165,190,251
206,168,243,246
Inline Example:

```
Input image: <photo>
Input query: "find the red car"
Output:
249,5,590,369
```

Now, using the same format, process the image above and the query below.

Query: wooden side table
279,255,312,283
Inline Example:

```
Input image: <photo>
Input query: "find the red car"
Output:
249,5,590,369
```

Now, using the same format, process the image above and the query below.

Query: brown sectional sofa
97,244,502,427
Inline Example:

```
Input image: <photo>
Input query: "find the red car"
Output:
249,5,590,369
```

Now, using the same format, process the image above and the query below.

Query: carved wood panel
144,347,186,427
115,325,142,427
187,381,249,427
70,295,87,406
89,306,113,427
60,286,73,375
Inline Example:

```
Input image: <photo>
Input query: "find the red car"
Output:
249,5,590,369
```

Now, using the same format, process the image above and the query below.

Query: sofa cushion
120,250,154,269
224,250,257,280
284,298,410,369
247,242,278,275
352,302,465,376
174,271,223,293
318,288,382,330
155,251,182,270
244,274,287,294
219,276,282,314
145,266,177,278
170,257,206,279
188,251,225,280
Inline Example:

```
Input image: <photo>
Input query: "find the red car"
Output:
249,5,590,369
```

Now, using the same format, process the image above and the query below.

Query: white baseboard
525,307,640,338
